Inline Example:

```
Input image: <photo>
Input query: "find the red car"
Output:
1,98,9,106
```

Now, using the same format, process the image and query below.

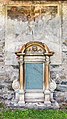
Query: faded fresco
5,3,61,65
7,5,58,21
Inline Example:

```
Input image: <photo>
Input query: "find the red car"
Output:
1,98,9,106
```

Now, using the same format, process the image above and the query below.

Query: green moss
0,102,5,109
0,102,67,119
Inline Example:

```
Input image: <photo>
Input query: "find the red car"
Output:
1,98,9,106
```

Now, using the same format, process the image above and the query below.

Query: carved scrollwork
49,80,57,92
25,45,45,55
12,79,20,91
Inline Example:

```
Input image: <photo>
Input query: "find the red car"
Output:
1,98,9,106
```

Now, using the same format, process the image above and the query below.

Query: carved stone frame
15,41,54,104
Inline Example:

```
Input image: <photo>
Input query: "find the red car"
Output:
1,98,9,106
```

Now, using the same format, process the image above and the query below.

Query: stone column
19,56,24,90
44,56,51,105
18,55,25,105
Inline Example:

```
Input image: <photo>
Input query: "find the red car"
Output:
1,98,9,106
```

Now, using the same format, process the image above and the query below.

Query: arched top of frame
15,41,54,56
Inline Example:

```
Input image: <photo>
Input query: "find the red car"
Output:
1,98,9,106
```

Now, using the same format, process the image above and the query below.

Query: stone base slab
6,101,59,109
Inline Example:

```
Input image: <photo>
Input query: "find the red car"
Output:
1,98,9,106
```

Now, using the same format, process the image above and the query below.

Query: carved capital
18,56,24,64
45,56,50,64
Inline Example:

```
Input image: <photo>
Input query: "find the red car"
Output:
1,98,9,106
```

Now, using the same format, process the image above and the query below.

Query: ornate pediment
15,41,54,56
25,43,46,55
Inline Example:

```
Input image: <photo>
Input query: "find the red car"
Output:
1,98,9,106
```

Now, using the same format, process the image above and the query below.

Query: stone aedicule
13,41,58,107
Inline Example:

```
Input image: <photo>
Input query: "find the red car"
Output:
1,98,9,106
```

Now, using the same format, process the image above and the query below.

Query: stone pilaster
18,55,25,104
44,56,51,105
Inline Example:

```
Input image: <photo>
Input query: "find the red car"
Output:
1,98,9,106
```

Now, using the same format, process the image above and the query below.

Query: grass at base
0,109,67,119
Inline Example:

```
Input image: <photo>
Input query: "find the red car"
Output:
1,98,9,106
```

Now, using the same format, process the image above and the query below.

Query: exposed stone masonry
0,1,67,107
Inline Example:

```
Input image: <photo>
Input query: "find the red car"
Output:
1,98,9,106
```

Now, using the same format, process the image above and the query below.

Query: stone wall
0,1,67,105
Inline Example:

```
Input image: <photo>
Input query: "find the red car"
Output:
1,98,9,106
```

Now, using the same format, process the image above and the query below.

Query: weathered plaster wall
51,1,67,103
0,1,67,104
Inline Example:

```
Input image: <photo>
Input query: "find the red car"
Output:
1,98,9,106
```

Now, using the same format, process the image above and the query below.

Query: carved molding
16,41,54,56
15,41,56,103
